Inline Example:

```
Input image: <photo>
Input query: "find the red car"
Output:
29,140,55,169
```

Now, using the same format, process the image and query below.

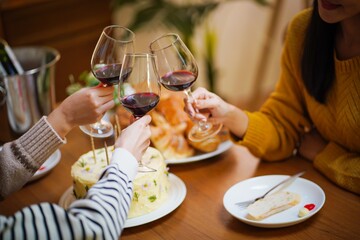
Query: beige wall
113,0,308,106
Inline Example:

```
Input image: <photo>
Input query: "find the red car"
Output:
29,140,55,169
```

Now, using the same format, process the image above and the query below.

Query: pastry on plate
246,191,301,220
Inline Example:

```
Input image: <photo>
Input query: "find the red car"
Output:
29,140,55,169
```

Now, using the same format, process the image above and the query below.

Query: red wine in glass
119,53,161,172
150,33,222,142
93,64,132,86
161,70,197,91
121,92,160,118
93,64,122,86
79,25,135,138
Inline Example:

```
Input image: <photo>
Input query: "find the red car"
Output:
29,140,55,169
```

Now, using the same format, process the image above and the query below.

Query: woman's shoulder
286,8,312,40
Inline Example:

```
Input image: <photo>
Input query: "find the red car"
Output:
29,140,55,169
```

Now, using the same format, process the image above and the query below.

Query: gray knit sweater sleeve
0,117,65,200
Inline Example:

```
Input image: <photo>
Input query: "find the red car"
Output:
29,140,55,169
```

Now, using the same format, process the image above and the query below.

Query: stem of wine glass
131,114,157,172
184,88,209,132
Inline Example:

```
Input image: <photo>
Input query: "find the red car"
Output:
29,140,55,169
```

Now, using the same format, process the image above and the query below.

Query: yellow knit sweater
236,9,360,194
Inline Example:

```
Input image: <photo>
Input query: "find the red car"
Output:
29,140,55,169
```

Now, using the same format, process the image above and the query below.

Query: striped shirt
0,148,138,240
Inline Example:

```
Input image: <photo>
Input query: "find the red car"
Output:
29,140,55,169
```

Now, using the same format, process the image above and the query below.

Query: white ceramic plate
165,140,233,164
223,175,325,228
59,173,186,228
29,149,61,182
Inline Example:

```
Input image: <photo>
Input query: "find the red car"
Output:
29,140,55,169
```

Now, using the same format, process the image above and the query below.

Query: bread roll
151,91,222,157
150,111,194,159
155,92,191,126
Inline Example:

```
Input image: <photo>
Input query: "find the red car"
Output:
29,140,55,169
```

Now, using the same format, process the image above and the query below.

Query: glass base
79,120,114,138
188,121,223,142
138,163,157,173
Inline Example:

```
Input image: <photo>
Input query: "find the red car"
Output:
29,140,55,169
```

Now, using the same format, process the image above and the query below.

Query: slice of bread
246,191,301,220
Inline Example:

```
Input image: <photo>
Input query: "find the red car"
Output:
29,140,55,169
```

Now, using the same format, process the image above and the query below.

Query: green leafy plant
111,0,269,92
67,0,269,95
66,71,99,95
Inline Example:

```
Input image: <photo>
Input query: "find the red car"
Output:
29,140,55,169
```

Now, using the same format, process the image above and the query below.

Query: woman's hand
298,129,327,161
115,115,152,161
184,87,249,138
48,86,115,138
184,87,231,123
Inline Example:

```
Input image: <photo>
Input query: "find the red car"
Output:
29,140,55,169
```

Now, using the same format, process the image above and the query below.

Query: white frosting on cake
71,147,170,218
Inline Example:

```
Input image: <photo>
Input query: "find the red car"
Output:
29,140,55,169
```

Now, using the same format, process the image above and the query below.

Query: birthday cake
71,146,170,218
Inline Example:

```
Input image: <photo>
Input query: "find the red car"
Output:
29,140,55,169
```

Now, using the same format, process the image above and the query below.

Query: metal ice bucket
0,46,60,134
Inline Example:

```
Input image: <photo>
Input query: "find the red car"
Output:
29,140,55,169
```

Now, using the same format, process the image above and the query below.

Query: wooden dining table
0,127,359,240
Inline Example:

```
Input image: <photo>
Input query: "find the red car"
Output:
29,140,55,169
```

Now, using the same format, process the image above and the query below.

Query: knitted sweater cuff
313,142,346,179
314,142,345,170
229,112,267,158
14,116,65,168
314,142,360,194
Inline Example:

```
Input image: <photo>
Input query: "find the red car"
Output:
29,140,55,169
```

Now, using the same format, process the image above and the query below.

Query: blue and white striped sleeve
0,148,138,240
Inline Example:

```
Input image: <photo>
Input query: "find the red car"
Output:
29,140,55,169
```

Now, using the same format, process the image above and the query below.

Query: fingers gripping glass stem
184,88,206,128
184,88,222,142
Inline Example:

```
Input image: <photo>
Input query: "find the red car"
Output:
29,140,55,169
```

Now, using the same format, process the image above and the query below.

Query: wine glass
149,33,222,142
118,53,161,172
79,25,135,138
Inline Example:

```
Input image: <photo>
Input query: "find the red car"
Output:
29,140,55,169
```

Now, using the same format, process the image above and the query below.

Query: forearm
223,104,249,139
0,117,64,200
0,148,137,239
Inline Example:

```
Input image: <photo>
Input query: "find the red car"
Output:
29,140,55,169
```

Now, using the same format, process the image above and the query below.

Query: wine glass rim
149,33,181,52
124,52,156,58
102,25,135,43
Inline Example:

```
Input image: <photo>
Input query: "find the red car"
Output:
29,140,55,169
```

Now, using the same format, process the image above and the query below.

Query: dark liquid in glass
121,92,160,117
93,64,122,86
161,70,197,91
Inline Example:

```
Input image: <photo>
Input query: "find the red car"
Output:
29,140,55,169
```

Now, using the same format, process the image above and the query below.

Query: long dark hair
301,1,337,103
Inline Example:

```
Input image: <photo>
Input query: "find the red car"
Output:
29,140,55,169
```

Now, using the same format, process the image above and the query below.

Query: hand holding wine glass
50,86,115,139
119,53,161,172
80,25,135,138
114,115,152,163
149,33,222,142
